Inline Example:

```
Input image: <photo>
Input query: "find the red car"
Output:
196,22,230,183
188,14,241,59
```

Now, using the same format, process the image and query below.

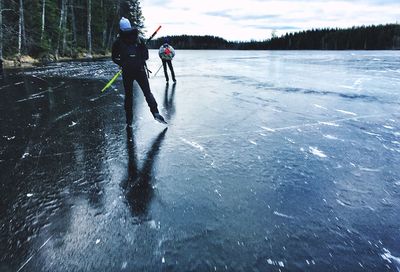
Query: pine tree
119,0,144,30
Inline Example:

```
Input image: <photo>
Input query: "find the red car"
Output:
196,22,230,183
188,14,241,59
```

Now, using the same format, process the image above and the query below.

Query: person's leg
167,60,176,82
162,60,169,82
122,74,134,125
135,70,159,114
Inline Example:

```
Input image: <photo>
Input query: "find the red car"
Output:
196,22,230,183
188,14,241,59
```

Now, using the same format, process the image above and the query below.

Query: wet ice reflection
1,50,400,271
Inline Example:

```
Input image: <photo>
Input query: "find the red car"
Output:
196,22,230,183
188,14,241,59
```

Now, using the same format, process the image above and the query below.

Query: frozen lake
1,50,400,271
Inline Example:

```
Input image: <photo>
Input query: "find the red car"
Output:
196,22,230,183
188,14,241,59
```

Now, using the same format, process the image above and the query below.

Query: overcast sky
141,0,400,41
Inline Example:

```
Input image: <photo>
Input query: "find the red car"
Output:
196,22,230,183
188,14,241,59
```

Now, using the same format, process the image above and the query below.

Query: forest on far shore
149,24,400,50
1,0,399,66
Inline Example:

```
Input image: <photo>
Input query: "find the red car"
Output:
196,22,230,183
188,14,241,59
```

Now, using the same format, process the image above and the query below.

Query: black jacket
112,29,148,71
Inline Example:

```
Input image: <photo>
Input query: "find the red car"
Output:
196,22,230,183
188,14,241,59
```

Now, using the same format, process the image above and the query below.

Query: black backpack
119,41,146,72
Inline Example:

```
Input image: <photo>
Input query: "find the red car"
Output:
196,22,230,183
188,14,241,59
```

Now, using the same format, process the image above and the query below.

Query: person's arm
111,40,122,66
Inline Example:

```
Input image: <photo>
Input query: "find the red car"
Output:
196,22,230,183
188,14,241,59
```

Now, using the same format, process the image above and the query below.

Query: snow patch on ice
21,152,30,159
336,199,349,207
249,140,257,145
319,121,339,127
306,259,316,265
381,248,400,269
335,109,357,116
4,136,16,140
121,261,128,269
285,137,295,144
149,220,156,229
55,110,74,122
180,137,214,166
383,125,394,130
90,97,100,102
180,137,205,152
148,220,158,229
17,95,45,102
69,121,77,127
309,146,327,158
260,126,276,132
27,193,33,197
314,104,327,110
339,85,356,90
359,167,380,172
266,258,285,267
214,189,222,198
364,131,381,137
273,211,294,219
323,134,338,140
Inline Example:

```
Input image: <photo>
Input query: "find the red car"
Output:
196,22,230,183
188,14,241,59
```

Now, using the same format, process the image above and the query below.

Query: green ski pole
101,70,122,92
100,25,162,93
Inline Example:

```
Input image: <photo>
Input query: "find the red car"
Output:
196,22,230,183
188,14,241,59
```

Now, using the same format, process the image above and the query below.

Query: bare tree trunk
56,0,66,58
0,0,3,59
102,28,106,50
87,0,92,57
107,19,115,49
62,0,68,55
18,0,25,55
1,1,13,59
21,0,26,51
101,0,106,49
70,0,77,51
41,0,45,41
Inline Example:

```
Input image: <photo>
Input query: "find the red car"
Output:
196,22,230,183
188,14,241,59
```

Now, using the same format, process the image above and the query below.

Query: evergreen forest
1,0,398,64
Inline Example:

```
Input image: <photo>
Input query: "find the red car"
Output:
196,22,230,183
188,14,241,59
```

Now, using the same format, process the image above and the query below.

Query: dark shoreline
2,54,111,69
3,48,399,71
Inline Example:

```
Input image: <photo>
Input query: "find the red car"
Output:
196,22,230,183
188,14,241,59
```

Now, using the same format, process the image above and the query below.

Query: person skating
112,17,167,126
158,39,176,83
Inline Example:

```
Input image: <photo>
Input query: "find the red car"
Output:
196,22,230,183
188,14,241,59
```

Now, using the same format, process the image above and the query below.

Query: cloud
141,0,400,41
247,25,301,30
204,11,280,21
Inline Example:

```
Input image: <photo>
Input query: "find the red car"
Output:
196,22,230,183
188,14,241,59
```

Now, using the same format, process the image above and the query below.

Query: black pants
162,59,176,82
123,68,159,125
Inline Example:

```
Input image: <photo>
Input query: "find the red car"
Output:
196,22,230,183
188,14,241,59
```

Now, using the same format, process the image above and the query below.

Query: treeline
0,0,144,61
149,24,400,50
1,1,398,64
244,24,400,50
148,35,231,50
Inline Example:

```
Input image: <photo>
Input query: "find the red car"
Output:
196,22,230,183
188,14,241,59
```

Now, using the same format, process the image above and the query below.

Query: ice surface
1,50,400,271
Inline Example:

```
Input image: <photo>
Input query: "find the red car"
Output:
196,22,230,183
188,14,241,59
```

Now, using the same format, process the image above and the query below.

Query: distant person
159,39,176,83
112,17,166,126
